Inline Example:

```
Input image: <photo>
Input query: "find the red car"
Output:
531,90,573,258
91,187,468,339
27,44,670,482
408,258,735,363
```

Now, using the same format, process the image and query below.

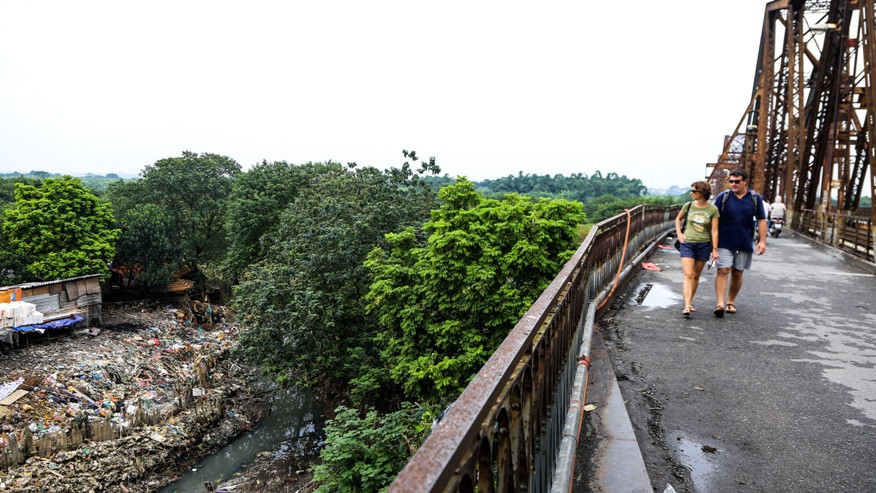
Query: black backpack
717,189,761,215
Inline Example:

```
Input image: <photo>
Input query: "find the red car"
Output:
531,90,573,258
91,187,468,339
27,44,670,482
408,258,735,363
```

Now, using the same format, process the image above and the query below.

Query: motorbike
769,217,783,237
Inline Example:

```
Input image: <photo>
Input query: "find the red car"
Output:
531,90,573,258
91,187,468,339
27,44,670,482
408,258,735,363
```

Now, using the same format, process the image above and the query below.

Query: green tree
222,160,344,281
365,179,584,403
0,176,42,209
2,177,120,280
233,165,438,399
113,204,182,295
312,403,429,493
117,151,240,279
104,179,148,219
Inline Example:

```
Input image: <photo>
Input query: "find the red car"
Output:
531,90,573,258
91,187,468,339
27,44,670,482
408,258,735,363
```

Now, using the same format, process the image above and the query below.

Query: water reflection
160,387,323,492
629,282,680,309
674,434,717,491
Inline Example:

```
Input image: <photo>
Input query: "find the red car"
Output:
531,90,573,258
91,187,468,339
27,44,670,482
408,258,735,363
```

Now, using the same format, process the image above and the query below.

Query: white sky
0,1,768,190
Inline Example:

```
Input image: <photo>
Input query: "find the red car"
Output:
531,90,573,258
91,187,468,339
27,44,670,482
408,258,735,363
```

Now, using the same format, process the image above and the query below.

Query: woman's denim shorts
679,241,712,261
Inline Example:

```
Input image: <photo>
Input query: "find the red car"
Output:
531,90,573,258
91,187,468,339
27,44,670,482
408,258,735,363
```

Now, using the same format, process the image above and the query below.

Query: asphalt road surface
581,231,876,493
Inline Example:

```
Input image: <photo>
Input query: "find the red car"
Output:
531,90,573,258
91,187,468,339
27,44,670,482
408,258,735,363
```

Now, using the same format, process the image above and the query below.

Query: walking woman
675,181,720,318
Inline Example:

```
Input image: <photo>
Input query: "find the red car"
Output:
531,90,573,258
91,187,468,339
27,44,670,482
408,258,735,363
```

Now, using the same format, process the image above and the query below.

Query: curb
584,330,652,493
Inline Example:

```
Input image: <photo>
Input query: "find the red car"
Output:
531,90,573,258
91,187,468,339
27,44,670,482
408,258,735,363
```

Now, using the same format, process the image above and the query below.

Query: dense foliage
139,152,240,273
232,165,437,399
222,160,344,281
422,170,679,222
105,152,240,289
0,171,128,193
312,403,429,493
365,179,584,402
478,170,647,200
113,204,182,295
1,177,119,281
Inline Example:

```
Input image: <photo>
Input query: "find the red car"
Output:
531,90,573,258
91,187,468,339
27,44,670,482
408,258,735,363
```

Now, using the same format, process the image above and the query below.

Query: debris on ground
0,301,273,492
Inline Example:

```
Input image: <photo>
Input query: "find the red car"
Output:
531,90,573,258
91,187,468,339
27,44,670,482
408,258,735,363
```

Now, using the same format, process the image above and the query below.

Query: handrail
389,204,679,492
796,209,875,263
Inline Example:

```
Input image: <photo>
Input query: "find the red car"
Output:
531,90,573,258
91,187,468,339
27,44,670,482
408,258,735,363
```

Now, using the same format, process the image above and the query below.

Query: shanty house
0,274,103,346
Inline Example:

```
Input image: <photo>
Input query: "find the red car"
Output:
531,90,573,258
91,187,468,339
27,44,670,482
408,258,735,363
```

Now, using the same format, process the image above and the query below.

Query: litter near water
0,301,267,492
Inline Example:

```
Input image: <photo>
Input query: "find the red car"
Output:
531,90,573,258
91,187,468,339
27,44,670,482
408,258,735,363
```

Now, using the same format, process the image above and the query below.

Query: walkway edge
785,229,876,275
587,331,651,492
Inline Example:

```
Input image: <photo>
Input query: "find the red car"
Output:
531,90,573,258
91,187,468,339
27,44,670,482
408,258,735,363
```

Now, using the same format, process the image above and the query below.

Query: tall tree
135,151,240,274
113,204,182,295
365,179,584,403
233,165,438,401
2,177,119,280
222,160,344,281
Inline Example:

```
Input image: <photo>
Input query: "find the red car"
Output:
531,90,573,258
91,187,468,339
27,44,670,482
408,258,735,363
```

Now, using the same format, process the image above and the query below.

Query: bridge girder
707,0,876,228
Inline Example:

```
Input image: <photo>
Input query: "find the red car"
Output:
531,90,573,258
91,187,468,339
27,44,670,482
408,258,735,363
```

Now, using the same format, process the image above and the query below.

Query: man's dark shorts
679,241,712,261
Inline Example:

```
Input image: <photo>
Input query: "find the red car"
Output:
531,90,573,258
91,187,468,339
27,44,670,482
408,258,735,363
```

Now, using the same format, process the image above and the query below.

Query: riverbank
213,451,318,493
0,301,276,492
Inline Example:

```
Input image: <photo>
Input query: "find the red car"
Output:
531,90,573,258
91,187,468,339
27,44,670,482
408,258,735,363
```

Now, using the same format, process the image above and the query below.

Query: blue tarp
12,315,84,333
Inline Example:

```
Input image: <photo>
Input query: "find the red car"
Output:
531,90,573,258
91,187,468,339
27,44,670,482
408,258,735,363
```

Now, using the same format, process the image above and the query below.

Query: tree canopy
232,165,438,399
105,152,240,286
1,177,119,281
112,204,182,295
470,170,649,201
222,160,345,281
365,179,584,403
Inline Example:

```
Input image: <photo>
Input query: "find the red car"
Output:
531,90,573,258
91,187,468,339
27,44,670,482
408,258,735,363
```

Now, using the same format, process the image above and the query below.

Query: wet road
580,231,876,492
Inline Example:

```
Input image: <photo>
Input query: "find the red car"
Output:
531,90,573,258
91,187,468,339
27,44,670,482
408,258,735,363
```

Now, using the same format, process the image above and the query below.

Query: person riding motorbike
770,196,787,237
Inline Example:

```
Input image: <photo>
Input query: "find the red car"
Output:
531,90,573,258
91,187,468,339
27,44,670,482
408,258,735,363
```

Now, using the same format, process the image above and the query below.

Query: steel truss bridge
390,1,875,491
711,0,874,256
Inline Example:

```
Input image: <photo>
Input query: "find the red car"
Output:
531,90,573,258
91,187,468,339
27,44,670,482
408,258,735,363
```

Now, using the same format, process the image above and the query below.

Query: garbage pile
0,302,266,492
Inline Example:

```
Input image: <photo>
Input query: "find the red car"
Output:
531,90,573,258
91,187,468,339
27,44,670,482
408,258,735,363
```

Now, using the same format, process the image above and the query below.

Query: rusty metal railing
796,209,875,263
389,204,678,493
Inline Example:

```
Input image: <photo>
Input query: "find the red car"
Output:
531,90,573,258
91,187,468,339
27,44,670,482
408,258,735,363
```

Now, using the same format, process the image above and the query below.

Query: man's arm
756,219,767,255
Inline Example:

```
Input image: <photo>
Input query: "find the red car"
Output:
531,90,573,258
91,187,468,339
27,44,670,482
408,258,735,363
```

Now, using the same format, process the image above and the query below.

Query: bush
313,403,430,493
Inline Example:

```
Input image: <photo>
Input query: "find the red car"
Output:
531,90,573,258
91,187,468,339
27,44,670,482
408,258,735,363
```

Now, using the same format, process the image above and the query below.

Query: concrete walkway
577,231,876,492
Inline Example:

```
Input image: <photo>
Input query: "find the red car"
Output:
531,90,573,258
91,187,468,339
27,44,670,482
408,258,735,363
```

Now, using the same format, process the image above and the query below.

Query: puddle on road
629,282,680,309
674,434,718,491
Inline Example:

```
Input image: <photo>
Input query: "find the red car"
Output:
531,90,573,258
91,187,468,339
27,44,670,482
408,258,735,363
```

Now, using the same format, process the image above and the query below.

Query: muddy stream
160,387,324,493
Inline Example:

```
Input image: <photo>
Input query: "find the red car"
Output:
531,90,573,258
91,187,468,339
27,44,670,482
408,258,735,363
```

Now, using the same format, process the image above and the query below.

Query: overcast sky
0,1,768,190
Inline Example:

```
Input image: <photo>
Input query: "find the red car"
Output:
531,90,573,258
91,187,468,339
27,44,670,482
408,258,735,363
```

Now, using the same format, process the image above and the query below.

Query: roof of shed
0,274,102,291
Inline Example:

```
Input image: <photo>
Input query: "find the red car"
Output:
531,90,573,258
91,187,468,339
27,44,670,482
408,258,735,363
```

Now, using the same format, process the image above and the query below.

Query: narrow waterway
159,387,324,493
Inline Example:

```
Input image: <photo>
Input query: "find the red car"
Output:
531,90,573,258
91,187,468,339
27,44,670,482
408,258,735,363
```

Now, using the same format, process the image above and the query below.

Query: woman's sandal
713,305,725,318
726,303,737,314
682,306,692,318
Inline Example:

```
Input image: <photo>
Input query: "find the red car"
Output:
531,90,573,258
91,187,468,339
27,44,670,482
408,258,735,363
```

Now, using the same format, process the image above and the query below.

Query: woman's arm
710,215,720,259
676,209,687,243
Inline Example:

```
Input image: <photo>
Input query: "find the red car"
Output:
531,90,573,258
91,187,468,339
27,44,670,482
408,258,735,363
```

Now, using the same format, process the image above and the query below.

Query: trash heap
0,302,266,493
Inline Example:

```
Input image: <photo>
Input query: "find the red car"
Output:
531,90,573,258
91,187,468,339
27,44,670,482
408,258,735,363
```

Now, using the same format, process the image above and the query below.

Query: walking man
713,169,767,317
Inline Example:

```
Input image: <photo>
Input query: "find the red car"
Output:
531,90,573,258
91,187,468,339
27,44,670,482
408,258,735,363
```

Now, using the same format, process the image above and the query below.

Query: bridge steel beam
388,205,678,493
707,0,876,237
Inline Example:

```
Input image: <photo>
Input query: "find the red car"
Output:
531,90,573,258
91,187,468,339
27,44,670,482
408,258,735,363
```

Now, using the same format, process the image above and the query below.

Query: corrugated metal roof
166,279,195,293
0,274,102,291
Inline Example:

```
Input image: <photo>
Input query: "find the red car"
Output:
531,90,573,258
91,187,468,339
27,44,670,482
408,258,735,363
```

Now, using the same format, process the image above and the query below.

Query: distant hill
0,171,136,179
0,171,136,193
647,185,688,196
